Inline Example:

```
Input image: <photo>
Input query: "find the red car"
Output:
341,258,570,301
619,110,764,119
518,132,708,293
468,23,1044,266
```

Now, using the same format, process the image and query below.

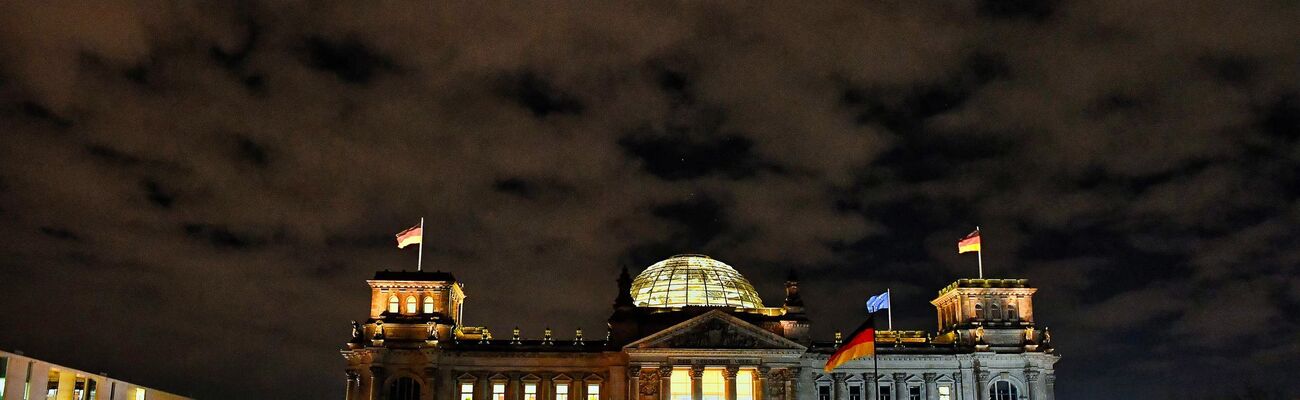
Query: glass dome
630,254,764,308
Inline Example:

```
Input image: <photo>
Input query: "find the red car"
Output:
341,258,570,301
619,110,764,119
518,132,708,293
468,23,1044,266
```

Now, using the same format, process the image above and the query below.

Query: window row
818,382,955,400
387,295,437,314
667,368,756,400
457,380,601,400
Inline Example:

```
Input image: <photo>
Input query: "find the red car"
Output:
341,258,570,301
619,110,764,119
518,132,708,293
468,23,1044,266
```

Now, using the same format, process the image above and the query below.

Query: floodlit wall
0,350,192,400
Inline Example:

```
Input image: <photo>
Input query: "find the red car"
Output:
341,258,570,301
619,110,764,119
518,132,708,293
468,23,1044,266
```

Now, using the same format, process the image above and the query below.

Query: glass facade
586,383,599,400
736,370,754,400
670,370,690,400
701,370,723,400
630,255,764,308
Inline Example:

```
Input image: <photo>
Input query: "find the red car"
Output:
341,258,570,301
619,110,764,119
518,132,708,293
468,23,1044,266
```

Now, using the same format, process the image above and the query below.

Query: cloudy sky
1,1,1298,399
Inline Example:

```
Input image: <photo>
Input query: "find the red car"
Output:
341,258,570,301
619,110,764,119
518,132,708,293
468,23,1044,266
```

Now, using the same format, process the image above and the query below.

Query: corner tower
930,278,1046,348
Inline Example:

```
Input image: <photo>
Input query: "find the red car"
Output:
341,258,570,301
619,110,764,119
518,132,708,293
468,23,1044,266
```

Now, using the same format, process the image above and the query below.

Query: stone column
612,366,627,400
1044,374,1055,400
951,373,962,400
754,366,768,400
831,373,846,400
423,368,437,400
345,370,361,400
924,373,938,400
1023,370,1038,400
370,366,388,400
862,373,875,400
659,367,674,400
691,365,705,400
781,369,796,400
892,373,905,400
724,366,739,400
974,371,989,400
629,366,642,400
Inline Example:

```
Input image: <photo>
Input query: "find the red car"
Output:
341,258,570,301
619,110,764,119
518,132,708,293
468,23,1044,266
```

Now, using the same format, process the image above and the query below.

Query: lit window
908,386,921,400
670,370,690,400
736,370,754,400
423,297,435,314
47,370,59,399
493,383,505,400
586,383,599,400
817,385,830,400
388,295,400,313
556,383,569,400
460,383,474,400
135,388,146,400
989,381,1018,400
879,385,892,400
524,384,537,400
1,356,7,400
24,362,33,400
701,370,723,400
938,386,951,400
848,384,861,400
406,296,418,313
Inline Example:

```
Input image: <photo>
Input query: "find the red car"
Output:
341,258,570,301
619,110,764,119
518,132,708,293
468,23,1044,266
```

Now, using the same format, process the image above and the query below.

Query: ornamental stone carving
640,369,660,396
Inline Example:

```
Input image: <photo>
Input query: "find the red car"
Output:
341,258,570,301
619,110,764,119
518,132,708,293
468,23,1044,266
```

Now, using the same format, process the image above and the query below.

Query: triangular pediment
625,310,806,350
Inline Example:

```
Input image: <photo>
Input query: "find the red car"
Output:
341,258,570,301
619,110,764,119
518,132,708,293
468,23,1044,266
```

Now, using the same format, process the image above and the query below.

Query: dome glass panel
629,254,764,308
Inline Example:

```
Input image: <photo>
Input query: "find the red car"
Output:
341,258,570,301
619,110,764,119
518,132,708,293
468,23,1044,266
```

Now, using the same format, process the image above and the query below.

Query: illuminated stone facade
0,350,191,400
342,255,1060,400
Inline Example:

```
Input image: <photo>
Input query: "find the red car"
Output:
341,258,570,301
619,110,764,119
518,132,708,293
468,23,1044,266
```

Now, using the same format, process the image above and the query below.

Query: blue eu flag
866,291,890,313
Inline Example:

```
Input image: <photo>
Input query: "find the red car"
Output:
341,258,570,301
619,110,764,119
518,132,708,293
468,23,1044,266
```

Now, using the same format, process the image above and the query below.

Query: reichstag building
342,254,1059,400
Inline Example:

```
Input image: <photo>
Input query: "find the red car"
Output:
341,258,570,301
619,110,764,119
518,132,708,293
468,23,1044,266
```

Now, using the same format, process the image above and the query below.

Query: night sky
1,2,1298,399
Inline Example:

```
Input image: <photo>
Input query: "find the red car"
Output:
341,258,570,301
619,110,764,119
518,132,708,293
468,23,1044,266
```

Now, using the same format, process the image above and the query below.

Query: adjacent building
0,350,190,400
342,254,1059,400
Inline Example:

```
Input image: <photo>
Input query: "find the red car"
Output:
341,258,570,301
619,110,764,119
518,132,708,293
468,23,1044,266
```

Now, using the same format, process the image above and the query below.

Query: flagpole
976,226,983,279
417,217,425,272
886,288,893,332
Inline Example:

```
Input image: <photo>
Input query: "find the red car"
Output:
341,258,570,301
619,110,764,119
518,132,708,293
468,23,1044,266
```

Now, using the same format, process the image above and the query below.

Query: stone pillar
1044,374,1055,400
423,368,437,400
754,366,768,400
1023,370,1038,400
831,373,846,400
629,366,642,400
974,371,989,400
611,367,627,400
346,370,361,400
862,373,875,400
691,365,705,400
892,373,905,400
951,373,962,400
785,368,800,400
724,366,739,400
370,366,388,400
923,373,937,400
659,367,674,400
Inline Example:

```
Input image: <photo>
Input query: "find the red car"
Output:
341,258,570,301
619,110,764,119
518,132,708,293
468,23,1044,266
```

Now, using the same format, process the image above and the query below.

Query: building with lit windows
341,254,1059,400
0,349,190,400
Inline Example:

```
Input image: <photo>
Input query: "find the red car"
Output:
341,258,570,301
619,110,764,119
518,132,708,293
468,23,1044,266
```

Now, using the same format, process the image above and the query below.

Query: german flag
823,315,876,372
957,228,981,254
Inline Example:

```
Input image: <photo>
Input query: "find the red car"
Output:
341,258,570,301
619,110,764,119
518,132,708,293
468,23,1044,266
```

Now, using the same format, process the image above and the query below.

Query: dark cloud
0,1,1297,399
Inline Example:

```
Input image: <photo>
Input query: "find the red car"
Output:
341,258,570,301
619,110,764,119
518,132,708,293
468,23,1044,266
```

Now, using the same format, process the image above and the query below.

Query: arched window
989,381,1018,400
974,304,984,320
991,304,1001,320
1007,305,1018,320
388,295,400,313
423,296,435,314
389,377,420,400
406,296,418,314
